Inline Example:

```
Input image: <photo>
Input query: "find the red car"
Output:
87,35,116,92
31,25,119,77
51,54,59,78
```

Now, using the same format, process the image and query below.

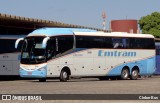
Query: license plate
28,72,32,75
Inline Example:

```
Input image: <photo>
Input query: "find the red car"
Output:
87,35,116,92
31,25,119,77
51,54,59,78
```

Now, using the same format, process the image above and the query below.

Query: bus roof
27,28,154,39
74,32,155,38
27,28,97,37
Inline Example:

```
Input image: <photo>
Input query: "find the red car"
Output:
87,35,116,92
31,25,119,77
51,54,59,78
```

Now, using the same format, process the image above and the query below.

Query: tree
139,12,160,37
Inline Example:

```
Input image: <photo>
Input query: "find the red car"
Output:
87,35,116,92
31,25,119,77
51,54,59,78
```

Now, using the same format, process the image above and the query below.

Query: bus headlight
38,67,46,71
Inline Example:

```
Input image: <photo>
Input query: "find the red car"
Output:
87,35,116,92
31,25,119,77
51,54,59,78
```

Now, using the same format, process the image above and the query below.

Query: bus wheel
39,78,46,82
131,69,139,80
121,68,129,80
60,70,69,82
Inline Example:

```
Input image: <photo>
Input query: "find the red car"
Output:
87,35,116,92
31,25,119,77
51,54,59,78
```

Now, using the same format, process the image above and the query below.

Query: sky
0,0,160,29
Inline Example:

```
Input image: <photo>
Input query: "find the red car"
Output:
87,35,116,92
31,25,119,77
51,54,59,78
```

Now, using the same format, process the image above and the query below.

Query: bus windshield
21,36,46,64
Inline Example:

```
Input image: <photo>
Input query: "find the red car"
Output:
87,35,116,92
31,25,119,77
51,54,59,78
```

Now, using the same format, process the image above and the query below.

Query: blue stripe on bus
72,48,88,53
107,56,156,76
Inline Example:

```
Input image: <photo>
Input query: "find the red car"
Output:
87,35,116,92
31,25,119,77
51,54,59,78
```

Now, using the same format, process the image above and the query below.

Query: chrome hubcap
132,71,137,76
63,72,67,79
123,71,128,78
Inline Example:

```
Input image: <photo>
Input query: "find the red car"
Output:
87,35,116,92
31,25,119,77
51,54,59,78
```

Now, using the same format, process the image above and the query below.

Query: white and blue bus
0,35,24,77
15,28,156,82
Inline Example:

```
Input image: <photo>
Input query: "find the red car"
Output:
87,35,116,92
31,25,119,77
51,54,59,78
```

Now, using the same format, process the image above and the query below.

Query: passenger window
0,39,18,53
104,37,113,48
112,38,123,48
58,36,74,53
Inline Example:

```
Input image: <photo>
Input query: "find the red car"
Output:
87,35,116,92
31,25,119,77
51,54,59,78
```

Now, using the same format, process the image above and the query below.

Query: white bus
15,28,156,82
0,35,24,78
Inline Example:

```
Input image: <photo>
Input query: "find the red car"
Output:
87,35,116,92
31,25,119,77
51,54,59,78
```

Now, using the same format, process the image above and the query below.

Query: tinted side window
0,39,18,53
130,38,155,49
145,38,155,49
76,36,155,49
112,38,129,49
104,37,113,48
130,38,143,49
92,37,105,48
46,35,74,59
58,36,74,53
112,38,123,48
76,36,113,48
76,36,93,48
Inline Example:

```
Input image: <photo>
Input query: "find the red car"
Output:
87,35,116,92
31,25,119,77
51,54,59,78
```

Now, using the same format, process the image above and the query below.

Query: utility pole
102,11,106,31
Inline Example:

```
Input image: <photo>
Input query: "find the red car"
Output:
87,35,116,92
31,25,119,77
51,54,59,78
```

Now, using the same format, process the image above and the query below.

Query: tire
60,70,69,82
131,69,139,80
121,68,129,80
39,78,46,82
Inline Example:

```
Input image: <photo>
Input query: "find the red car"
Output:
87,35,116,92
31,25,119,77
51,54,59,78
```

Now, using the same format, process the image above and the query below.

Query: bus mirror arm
15,38,24,49
42,37,50,49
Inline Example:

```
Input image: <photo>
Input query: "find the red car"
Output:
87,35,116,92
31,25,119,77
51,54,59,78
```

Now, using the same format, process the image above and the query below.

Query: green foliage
139,12,160,37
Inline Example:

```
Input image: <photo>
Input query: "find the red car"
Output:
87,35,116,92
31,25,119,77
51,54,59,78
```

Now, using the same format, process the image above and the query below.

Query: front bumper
20,69,47,78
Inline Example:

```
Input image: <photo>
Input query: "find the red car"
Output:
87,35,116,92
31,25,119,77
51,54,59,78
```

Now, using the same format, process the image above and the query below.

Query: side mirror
42,37,50,48
15,38,24,49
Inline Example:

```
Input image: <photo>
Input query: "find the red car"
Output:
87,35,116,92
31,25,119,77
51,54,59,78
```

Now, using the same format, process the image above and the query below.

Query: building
111,19,138,33
0,13,104,35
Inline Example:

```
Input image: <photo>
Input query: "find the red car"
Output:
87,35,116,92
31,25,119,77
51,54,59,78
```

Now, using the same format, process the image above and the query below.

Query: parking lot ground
0,76,159,103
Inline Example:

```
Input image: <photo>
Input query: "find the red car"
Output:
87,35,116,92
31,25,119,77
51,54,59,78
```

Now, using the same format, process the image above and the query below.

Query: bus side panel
107,56,156,76
0,61,12,75
130,57,155,75
93,57,106,76
47,59,60,77
47,49,155,77
106,49,155,76
73,49,93,76
0,53,20,75
12,53,21,75
146,57,156,75
47,65,59,77
47,54,74,77
12,61,20,75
